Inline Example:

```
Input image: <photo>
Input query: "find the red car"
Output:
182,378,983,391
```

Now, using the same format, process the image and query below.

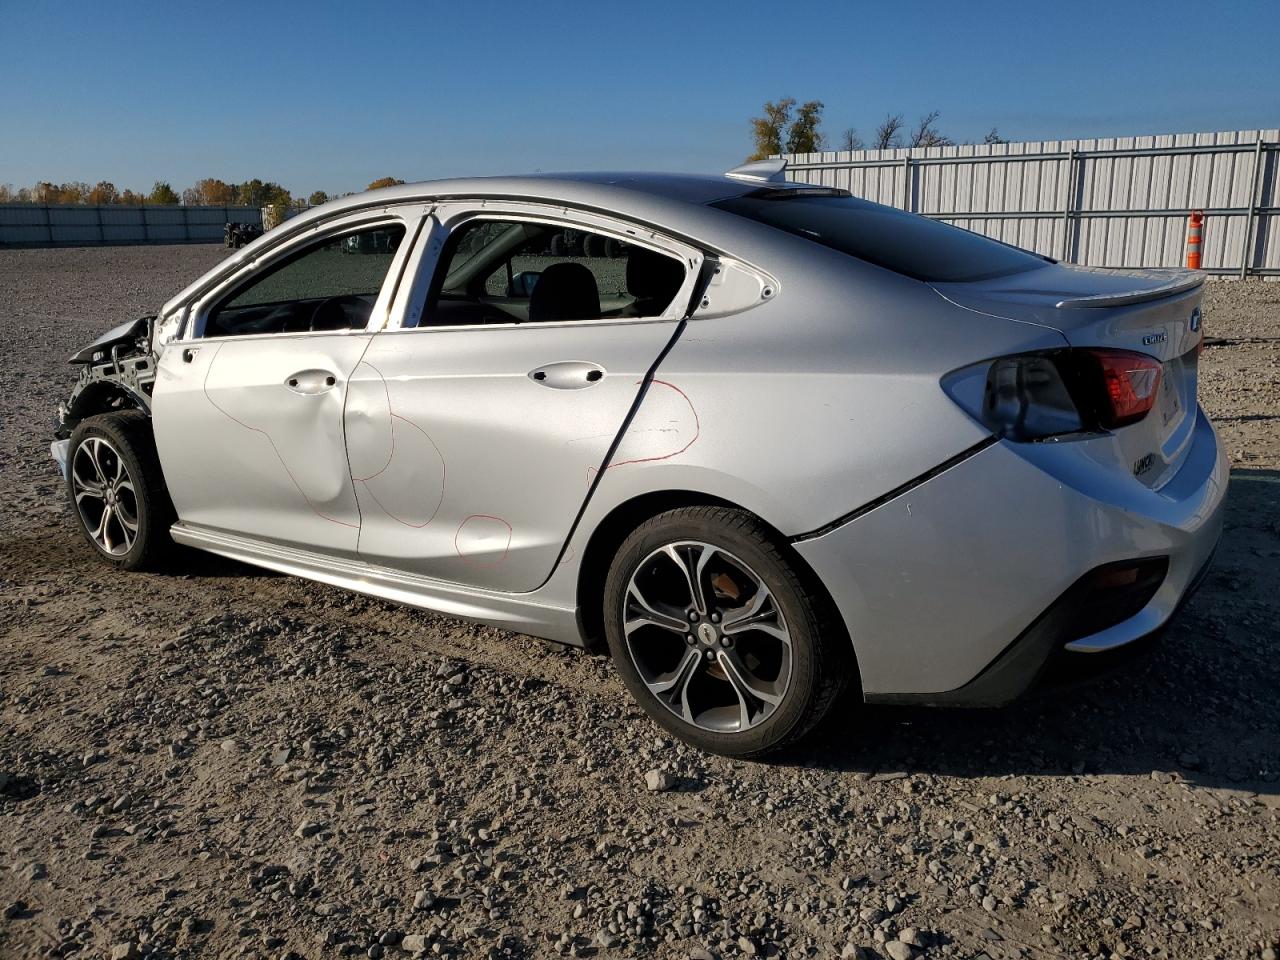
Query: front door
153,220,413,556
347,208,703,592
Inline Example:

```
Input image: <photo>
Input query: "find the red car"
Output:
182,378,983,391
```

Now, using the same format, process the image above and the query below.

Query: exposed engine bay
55,316,158,441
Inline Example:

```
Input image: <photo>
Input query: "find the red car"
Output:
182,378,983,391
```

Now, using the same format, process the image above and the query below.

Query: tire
603,506,853,757
65,411,175,571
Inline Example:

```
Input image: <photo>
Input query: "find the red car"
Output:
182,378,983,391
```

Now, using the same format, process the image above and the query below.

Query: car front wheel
66,411,174,571
603,506,852,757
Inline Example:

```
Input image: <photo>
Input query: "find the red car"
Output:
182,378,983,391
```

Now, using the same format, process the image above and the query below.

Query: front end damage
52,316,159,477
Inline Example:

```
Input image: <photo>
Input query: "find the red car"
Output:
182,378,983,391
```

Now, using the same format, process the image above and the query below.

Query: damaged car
52,160,1227,756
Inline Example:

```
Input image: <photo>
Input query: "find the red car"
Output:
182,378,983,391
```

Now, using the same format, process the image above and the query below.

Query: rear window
710,192,1049,283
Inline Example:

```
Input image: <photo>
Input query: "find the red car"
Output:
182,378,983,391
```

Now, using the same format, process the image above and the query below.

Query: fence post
1238,138,1265,279
902,155,913,212
1060,149,1076,262
44,205,53,245
96,205,104,244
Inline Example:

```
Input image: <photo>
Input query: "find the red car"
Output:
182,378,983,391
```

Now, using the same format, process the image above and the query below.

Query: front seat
528,262,600,323
625,248,685,316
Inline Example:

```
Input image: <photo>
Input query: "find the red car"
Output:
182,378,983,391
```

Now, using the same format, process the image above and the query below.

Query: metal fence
0,204,263,247
782,128,1280,278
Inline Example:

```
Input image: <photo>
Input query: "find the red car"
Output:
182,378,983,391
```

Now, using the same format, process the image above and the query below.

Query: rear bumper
877,545,1216,706
794,406,1228,703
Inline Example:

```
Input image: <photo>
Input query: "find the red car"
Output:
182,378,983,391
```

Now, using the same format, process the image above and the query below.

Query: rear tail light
1074,349,1163,429
982,354,1084,440
946,348,1163,442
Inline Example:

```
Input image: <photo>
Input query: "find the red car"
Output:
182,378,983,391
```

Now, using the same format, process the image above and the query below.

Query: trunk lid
933,263,1205,490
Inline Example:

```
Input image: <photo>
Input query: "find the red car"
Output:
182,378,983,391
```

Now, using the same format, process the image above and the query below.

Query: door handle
528,361,606,390
285,369,339,395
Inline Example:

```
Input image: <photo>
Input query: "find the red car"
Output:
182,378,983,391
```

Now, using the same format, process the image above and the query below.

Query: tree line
749,98,1005,159
0,177,406,207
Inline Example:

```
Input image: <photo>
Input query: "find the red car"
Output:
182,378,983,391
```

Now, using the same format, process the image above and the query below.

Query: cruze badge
1143,331,1168,346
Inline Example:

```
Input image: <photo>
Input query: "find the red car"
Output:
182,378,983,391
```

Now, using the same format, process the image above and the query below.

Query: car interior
421,219,687,327
199,218,688,338
202,226,405,338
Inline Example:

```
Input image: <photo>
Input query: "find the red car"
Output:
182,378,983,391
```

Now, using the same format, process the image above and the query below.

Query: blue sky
1,0,1276,196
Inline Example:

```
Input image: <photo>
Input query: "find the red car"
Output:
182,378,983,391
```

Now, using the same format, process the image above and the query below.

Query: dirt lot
1,245,1277,960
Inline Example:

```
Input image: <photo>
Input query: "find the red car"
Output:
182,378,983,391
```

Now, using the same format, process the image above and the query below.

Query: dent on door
154,338,364,552
344,325,696,592
200,344,356,522
344,359,448,529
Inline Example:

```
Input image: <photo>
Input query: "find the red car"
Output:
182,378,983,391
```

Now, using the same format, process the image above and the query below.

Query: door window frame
385,201,706,334
180,205,431,343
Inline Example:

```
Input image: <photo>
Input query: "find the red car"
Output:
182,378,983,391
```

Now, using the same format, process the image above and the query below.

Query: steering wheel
307,294,368,332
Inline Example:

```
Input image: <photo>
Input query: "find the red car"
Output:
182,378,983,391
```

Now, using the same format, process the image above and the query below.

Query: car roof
160,168,819,317
300,169,806,222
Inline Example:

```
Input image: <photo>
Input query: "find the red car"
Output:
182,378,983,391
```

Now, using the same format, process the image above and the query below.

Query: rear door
153,213,421,556
346,202,704,592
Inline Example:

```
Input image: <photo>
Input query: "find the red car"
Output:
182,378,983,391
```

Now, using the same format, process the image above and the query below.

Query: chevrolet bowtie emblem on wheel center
697,622,718,645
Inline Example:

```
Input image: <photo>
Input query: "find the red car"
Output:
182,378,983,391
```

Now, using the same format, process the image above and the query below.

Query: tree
748,98,795,161
908,111,953,148
839,127,864,152
308,190,329,206
33,182,60,204
119,189,145,205
56,182,90,204
266,184,293,208
0,184,13,203
366,177,405,191
785,100,825,154
983,127,1006,145
236,179,268,207
873,114,904,150
149,181,180,204
88,181,118,205
187,178,235,205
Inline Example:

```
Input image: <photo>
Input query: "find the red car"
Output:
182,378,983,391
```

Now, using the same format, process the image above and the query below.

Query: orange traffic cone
1186,211,1204,269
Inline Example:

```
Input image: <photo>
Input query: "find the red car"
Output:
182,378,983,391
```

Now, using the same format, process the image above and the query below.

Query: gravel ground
1,245,1277,960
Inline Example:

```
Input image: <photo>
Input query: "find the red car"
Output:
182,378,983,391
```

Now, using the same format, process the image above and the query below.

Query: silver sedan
52,159,1227,756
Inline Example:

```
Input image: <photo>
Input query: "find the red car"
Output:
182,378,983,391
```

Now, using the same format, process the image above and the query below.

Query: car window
204,225,405,338
419,218,686,327
710,192,1049,283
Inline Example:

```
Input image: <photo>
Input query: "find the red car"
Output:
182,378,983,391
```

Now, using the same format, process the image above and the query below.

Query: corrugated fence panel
783,128,1280,278
0,205,262,247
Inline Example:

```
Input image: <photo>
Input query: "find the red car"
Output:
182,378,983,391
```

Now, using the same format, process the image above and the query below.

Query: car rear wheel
603,506,852,757
66,411,174,571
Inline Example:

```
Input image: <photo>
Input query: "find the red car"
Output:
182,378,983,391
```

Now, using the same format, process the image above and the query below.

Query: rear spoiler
1054,271,1204,309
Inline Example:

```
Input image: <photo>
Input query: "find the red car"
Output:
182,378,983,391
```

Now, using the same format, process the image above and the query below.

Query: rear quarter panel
593,234,1068,538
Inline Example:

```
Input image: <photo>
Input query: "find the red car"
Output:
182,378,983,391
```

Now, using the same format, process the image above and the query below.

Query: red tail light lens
1081,349,1162,429
945,348,1166,442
